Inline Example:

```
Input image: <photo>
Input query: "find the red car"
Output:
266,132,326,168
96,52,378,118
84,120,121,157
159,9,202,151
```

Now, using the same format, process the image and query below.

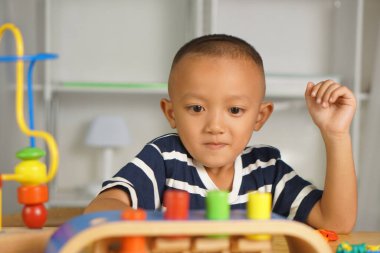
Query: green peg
206,190,230,220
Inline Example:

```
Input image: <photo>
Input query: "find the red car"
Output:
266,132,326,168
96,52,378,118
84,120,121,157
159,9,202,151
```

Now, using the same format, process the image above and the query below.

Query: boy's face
161,55,272,171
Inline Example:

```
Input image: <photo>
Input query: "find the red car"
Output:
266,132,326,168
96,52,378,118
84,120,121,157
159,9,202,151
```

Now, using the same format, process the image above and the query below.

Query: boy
85,34,357,233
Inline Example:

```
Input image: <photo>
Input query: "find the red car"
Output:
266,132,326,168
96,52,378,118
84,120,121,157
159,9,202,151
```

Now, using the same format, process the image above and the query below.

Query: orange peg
120,209,147,253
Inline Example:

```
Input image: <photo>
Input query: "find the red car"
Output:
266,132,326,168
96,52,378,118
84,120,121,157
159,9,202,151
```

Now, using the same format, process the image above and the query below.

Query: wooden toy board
45,210,332,253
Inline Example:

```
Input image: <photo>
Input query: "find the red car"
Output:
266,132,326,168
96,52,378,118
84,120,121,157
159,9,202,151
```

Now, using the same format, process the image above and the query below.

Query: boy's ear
254,101,273,131
160,98,176,129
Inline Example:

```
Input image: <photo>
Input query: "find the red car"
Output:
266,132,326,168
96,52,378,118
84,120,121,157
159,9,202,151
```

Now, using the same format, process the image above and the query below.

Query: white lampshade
86,115,131,148
85,115,131,196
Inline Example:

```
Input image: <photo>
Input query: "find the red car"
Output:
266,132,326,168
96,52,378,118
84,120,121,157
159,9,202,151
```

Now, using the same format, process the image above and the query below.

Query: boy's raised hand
305,80,356,136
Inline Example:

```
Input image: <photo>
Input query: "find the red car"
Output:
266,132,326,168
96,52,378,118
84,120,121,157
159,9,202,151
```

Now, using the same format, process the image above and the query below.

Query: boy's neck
205,165,234,191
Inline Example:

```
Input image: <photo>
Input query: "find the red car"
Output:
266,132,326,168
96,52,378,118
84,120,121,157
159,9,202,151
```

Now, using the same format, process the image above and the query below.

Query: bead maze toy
46,190,333,253
0,23,59,229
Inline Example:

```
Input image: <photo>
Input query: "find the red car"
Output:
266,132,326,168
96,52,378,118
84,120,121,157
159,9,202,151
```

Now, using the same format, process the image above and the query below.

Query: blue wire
27,59,37,147
0,53,58,62
0,53,58,147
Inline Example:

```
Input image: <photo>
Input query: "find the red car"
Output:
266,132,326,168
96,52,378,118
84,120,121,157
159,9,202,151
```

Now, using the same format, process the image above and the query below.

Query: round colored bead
22,203,47,229
18,184,48,205
164,190,189,220
16,147,46,160
15,160,47,185
205,190,230,220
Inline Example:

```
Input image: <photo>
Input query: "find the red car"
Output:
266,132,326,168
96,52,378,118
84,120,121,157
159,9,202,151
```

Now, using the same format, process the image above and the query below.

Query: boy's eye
188,105,204,112
229,107,242,115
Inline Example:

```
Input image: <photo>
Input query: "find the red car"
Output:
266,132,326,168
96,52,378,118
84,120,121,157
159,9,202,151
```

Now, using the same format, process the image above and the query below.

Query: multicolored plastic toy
0,23,59,229
318,229,339,241
336,241,380,253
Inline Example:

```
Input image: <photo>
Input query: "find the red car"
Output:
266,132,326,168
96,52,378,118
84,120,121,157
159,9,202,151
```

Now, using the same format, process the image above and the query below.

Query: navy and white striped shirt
101,133,322,222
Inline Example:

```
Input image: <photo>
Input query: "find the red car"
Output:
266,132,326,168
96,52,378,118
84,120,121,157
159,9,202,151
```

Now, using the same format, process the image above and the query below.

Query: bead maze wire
0,23,59,230
0,53,58,147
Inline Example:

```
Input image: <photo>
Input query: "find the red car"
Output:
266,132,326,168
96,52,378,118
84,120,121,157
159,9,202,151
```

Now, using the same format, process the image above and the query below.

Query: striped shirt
101,133,322,222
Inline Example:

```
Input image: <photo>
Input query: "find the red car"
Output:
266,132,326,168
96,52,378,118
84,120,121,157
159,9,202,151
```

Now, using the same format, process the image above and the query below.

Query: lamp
85,115,131,196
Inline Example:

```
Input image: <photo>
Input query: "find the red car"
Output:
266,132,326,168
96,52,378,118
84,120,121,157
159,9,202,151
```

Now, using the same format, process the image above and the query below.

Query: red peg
22,203,47,229
164,190,189,220
120,209,147,253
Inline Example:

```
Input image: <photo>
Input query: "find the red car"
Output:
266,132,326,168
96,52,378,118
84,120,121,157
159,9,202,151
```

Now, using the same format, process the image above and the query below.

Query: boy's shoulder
147,133,188,154
149,133,180,144
242,144,281,161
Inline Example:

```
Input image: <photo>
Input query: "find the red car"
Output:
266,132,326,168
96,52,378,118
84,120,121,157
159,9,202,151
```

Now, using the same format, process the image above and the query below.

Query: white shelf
49,74,345,98
53,85,167,95
53,82,168,95
265,74,341,98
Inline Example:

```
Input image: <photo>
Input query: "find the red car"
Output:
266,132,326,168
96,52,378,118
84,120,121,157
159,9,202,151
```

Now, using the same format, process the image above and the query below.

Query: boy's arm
304,80,357,233
84,188,132,214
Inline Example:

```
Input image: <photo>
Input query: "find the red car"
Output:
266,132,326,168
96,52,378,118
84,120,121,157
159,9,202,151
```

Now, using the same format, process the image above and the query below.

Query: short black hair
171,34,264,71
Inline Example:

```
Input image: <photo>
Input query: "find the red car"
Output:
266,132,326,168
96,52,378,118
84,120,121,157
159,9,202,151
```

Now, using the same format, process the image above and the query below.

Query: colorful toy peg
246,191,272,241
205,190,230,220
120,209,148,253
163,190,189,220
205,190,230,238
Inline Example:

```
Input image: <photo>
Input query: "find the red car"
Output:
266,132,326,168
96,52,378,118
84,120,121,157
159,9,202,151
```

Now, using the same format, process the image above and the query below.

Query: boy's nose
205,111,225,134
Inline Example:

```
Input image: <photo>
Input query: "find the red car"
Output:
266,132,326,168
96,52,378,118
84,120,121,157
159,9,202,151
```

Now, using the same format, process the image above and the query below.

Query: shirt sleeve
271,158,323,223
100,143,166,210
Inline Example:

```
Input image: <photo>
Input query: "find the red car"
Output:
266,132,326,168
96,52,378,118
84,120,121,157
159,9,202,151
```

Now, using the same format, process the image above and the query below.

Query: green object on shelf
63,82,167,89
16,147,46,160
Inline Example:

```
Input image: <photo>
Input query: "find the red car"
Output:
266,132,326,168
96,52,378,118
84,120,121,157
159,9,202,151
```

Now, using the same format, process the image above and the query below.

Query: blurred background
0,0,379,230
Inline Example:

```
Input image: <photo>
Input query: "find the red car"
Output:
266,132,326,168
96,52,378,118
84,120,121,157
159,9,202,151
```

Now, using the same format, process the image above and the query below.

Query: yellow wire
0,23,59,183
0,187,2,232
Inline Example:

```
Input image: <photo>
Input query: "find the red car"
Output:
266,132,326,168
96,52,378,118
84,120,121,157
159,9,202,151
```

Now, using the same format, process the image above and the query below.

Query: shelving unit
33,0,368,206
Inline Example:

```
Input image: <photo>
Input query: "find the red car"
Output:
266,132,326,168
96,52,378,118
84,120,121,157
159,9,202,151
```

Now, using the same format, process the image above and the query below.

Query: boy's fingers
310,81,323,97
305,82,314,97
329,86,356,105
313,80,336,104
321,83,341,107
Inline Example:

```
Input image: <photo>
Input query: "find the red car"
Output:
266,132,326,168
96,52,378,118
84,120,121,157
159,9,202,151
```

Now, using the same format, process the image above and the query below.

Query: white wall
48,0,333,197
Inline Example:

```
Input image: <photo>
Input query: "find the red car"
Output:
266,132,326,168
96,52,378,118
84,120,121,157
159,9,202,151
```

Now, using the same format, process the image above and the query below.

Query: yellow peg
246,191,272,240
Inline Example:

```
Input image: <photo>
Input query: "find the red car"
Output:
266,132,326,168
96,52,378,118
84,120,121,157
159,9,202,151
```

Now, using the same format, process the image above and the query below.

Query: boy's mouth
204,142,227,150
